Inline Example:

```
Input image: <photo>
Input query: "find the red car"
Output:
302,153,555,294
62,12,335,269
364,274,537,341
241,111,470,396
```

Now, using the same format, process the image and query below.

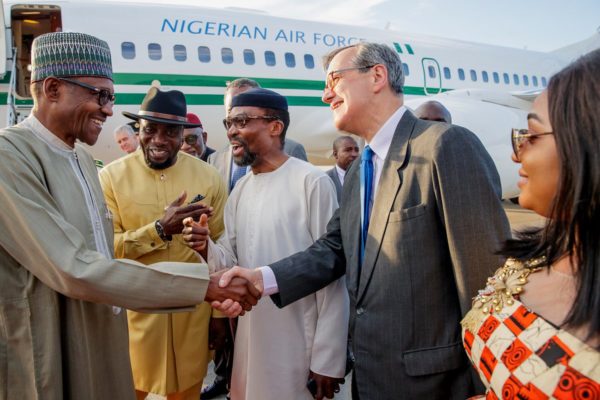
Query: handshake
182,215,264,317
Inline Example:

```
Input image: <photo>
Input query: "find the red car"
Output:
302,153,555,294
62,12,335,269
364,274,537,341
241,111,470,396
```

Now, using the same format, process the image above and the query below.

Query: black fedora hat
122,87,202,128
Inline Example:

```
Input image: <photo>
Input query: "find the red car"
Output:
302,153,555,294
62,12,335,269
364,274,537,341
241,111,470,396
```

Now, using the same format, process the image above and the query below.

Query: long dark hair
502,48,600,344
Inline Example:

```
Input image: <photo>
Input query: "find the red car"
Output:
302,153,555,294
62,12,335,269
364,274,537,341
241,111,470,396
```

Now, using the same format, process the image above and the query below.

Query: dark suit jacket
326,167,343,203
270,111,510,399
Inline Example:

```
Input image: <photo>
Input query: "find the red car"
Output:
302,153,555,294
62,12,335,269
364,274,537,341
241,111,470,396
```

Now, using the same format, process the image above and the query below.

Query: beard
141,145,177,170
232,140,257,167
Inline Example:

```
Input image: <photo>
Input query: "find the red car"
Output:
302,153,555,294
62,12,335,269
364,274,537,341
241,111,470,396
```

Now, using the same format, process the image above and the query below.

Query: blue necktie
230,165,247,192
360,146,374,263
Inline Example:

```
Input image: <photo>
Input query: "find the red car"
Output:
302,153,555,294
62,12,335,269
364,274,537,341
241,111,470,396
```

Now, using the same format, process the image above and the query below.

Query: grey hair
322,42,404,95
113,124,135,137
226,78,260,91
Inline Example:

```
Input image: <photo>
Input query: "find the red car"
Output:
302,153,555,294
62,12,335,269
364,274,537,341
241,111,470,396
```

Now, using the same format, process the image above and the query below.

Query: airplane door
421,57,441,95
0,1,6,77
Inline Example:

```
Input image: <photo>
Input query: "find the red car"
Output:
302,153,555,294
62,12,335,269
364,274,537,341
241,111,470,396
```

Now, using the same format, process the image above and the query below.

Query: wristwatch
155,220,172,241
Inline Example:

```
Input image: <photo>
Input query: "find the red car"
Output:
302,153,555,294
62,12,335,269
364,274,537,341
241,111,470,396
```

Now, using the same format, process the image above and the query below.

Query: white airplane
0,0,598,198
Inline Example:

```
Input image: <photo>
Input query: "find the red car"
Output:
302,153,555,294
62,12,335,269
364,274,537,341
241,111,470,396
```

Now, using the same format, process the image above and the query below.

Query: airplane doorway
421,57,442,95
11,5,62,98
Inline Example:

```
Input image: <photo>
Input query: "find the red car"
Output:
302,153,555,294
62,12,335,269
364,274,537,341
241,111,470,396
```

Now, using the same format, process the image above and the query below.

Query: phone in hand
189,194,205,204
306,378,317,398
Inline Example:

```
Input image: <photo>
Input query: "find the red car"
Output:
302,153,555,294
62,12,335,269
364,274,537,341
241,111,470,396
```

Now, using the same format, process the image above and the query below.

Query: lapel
225,148,233,189
356,111,417,303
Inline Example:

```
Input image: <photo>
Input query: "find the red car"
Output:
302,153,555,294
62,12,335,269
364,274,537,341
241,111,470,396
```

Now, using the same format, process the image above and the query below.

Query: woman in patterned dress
461,49,600,399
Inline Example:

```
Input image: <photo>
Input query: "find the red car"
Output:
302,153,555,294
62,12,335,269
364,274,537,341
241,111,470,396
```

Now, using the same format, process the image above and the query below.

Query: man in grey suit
326,135,359,202
217,43,510,399
209,78,308,191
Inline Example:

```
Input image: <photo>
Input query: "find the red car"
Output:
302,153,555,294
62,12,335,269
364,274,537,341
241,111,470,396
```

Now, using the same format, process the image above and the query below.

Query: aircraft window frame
503,73,510,84
427,65,436,79
198,46,211,63
121,42,135,60
541,77,547,86
285,52,296,68
402,63,410,76
493,72,500,84
243,49,256,65
173,45,186,62
458,68,465,81
513,74,520,85
304,54,315,69
482,71,489,83
443,66,451,80
265,51,276,67
523,75,529,86
148,43,162,61
221,48,234,64
470,69,477,82
532,76,538,87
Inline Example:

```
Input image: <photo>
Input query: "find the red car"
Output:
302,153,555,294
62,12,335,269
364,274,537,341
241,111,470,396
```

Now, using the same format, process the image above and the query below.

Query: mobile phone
306,378,317,398
189,194,205,204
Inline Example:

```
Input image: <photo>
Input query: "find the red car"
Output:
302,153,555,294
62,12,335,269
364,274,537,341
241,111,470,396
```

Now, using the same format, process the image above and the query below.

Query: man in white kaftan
184,88,349,400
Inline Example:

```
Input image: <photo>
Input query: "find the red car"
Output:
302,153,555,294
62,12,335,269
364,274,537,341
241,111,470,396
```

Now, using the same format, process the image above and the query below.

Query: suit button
356,307,365,315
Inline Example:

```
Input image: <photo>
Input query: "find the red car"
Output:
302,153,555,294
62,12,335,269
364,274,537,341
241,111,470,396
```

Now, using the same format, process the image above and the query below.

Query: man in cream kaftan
210,157,348,400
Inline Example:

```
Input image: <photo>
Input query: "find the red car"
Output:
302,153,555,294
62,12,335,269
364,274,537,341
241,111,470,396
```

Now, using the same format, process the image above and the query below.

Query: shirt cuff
259,266,279,296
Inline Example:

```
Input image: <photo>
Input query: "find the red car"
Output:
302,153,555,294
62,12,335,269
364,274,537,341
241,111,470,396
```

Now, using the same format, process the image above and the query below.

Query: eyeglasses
183,134,199,145
223,114,280,130
57,77,115,106
511,128,554,160
325,64,376,90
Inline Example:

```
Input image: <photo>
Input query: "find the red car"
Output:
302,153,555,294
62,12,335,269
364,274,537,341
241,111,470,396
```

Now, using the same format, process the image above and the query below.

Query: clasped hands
174,199,263,317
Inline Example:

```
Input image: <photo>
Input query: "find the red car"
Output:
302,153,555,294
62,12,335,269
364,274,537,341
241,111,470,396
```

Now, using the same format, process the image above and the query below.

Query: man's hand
182,214,210,258
159,191,213,236
205,269,261,315
208,317,229,351
211,266,264,317
308,370,344,400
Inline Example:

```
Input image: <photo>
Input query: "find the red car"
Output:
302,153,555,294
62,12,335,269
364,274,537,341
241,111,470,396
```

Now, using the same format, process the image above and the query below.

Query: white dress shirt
335,164,347,185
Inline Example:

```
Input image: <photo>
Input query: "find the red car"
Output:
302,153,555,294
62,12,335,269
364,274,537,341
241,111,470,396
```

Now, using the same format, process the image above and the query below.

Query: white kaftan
208,157,349,400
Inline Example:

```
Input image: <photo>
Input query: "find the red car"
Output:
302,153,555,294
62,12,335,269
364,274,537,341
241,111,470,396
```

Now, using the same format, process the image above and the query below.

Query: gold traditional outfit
100,150,227,395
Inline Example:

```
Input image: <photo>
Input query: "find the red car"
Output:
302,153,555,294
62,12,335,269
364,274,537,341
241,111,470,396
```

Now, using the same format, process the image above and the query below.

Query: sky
113,0,600,52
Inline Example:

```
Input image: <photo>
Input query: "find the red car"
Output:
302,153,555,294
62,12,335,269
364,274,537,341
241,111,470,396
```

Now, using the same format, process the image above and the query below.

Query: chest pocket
388,204,426,223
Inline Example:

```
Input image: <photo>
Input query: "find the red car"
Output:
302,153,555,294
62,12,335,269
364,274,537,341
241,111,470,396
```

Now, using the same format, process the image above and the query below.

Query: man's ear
270,120,284,137
43,77,62,102
372,64,389,94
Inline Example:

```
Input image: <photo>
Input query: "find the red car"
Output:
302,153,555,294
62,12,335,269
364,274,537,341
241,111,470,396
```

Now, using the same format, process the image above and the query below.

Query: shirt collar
366,105,406,162
21,114,75,154
335,164,346,178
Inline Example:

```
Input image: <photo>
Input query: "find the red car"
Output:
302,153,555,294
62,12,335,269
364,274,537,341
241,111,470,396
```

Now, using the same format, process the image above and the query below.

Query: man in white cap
0,32,259,400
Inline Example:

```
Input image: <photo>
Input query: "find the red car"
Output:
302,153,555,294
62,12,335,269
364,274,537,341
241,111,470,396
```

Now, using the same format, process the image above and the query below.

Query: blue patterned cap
31,32,113,82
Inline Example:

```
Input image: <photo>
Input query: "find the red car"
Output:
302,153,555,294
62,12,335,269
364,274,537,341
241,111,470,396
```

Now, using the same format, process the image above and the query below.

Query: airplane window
121,42,135,60
513,74,520,85
482,71,489,83
503,73,509,84
428,65,436,78
304,54,315,69
523,75,529,86
244,49,255,65
532,76,538,87
443,67,451,80
493,72,499,84
470,69,477,82
541,77,547,86
221,48,234,64
174,45,186,62
285,53,296,68
458,68,465,81
148,43,161,61
402,63,410,76
198,46,211,63
265,51,276,67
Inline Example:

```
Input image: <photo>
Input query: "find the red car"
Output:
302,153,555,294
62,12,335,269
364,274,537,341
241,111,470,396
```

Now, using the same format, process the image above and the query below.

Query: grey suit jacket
270,111,510,399
283,138,308,161
207,146,232,189
326,167,343,203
